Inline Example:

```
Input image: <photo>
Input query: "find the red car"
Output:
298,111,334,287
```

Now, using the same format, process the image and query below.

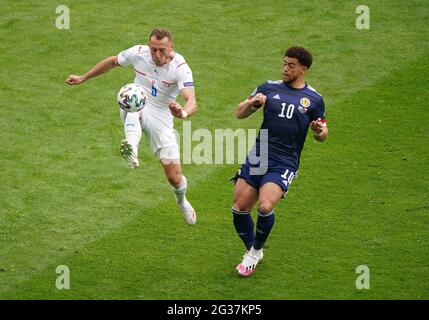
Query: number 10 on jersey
279,103,294,119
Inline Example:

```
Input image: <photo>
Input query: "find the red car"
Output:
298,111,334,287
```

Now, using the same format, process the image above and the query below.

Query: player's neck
286,79,306,89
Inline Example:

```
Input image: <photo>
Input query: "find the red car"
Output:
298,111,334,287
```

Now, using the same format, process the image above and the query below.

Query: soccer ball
117,83,147,112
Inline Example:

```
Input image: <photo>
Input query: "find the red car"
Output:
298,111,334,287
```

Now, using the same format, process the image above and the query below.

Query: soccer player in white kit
65,29,197,225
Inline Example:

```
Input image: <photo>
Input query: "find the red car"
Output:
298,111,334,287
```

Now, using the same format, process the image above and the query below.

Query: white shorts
120,106,180,161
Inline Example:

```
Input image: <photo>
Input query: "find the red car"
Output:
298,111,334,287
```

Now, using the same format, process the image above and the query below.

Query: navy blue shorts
231,161,297,196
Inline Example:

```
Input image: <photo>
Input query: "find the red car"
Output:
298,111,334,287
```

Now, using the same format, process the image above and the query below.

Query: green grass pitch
0,0,428,299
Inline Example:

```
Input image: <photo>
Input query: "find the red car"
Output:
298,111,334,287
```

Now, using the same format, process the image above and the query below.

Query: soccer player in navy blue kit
232,46,329,277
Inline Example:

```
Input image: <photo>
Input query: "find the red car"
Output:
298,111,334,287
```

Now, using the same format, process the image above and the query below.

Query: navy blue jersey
249,80,326,172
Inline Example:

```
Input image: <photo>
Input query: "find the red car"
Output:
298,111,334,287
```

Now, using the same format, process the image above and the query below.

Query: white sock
124,112,142,156
172,175,187,205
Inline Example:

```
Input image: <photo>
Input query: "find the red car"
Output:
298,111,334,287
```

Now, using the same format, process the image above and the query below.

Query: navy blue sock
232,208,254,250
253,210,275,250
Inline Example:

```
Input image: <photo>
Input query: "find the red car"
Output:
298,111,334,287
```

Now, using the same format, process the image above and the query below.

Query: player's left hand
169,100,187,119
310,118,324,134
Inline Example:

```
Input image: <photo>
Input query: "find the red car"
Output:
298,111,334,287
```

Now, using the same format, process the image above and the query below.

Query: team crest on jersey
298,98,310,114
300,98,311,108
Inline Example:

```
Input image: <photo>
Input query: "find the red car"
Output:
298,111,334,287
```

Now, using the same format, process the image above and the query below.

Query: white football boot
120,139,139,169
236,248,263,277
179,198,196,225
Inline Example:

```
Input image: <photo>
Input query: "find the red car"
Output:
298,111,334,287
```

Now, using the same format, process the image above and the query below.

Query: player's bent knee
167,173,182,187
232,197,254,212
258,200,275,214
168,176,181,187
232,203,249,213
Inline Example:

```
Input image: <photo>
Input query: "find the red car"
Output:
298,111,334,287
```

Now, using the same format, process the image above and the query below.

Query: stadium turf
0,0,427,299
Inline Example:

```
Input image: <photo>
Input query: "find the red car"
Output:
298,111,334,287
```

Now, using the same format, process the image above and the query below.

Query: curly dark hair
285,46,313,68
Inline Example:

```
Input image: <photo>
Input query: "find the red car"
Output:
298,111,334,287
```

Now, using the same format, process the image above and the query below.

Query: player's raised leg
161,159,196,225
120,109,142,169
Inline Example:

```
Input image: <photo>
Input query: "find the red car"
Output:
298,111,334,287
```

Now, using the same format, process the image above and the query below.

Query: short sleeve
248,82,267,99
177,63,194,90
117,45,140,67
312,98,327,124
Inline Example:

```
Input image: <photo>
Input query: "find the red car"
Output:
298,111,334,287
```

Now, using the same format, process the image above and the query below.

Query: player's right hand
168,99,186,118
251,93,267,109
65,75,85,85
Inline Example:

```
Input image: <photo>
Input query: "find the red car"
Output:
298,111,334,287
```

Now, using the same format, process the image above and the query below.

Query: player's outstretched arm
65,56,120,85
235,93,266,119
169,87,197,119
310,118,329,142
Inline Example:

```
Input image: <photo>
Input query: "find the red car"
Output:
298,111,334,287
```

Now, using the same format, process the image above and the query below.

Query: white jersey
117,45,194,121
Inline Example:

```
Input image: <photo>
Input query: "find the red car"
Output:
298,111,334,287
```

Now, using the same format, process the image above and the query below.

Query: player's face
282,57,307,84
148,36,173,66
